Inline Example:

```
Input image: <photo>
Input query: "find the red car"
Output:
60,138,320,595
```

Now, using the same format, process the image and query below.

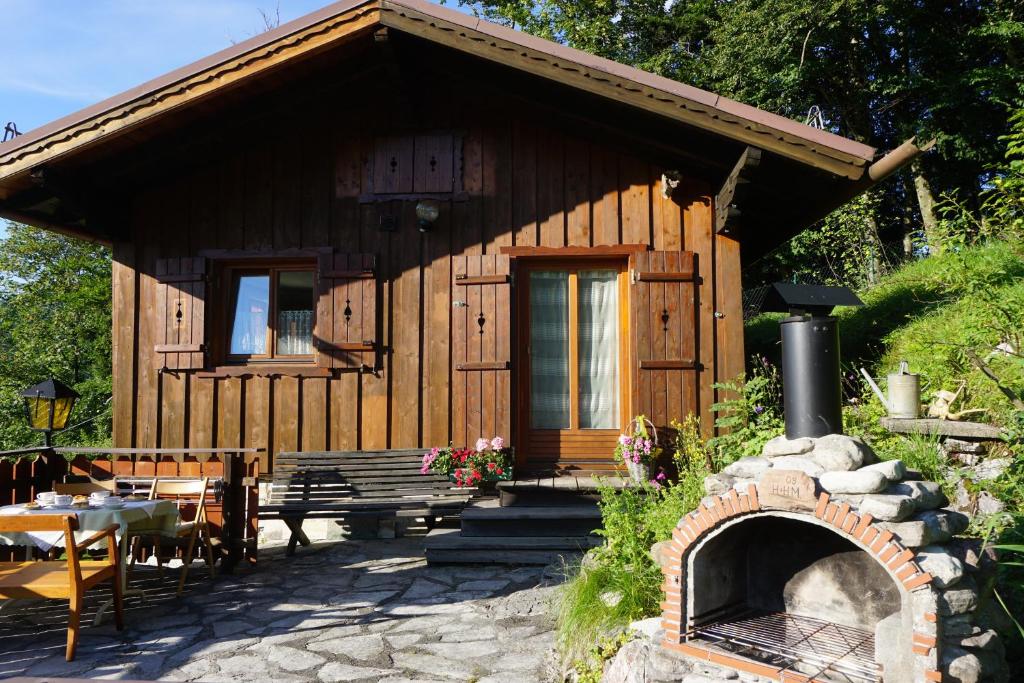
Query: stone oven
658,434,1007,683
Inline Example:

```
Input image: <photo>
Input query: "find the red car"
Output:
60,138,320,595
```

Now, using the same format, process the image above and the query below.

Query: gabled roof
0,0,922,245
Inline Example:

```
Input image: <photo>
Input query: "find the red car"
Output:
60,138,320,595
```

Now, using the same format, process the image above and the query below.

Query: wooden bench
0,514,124,660
260,450,475,555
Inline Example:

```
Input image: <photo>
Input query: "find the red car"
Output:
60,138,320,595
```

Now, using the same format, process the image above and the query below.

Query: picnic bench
260,450,475,555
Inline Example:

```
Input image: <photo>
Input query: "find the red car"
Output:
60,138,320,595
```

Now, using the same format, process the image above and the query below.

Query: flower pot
625,460,650,483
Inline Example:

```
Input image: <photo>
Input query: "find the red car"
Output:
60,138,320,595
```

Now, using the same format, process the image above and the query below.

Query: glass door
521,263,627,471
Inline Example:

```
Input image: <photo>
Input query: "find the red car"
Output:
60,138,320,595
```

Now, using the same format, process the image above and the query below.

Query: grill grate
689,609,881,683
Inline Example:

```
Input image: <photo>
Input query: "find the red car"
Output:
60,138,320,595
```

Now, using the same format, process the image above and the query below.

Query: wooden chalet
0,0,924,479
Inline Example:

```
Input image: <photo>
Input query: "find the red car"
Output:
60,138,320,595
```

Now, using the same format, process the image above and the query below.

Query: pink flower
491,436,505,450
619,435,632,446
475,437,490,452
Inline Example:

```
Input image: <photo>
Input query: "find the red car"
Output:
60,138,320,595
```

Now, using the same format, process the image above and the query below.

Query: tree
457,0,1024,275
0,223,112,450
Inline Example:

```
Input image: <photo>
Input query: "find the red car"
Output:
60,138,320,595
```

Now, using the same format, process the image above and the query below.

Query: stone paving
0,538,564,682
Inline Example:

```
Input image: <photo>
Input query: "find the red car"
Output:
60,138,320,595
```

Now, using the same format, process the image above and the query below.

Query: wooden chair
54,479,117,496
0,514,123,660
132,477,215,594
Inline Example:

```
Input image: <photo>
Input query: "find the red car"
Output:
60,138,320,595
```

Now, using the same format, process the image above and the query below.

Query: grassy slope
746,240,1024,426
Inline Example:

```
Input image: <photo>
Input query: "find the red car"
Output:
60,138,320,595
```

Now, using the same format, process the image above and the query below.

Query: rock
886,480,947,510
943,614,978,637
629,617,664,641
807,433,868,471
318,662,400,682
938,576,980,616
730,478,756,494
859,459,907,482
978,492,1006,515
859,494,915,521
942,645,983,683
703,473,735,495
722,456,772,480
767,456,824,477
650,540,673,570
916,546,965,589
603,638,652,683
761,435,814,457
819,469,888,494
879,509,967,547
601,591,623,607
943,438,987,455
973,458,1011,482
957,629,1003,653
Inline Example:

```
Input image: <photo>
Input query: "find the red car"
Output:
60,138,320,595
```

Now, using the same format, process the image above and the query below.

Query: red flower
487,462,496,471
496,467,503,475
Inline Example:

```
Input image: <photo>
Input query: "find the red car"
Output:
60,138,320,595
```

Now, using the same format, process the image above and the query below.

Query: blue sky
0,1,460,136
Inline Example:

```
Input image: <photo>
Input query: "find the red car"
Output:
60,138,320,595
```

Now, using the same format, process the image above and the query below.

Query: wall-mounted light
415,200,440,233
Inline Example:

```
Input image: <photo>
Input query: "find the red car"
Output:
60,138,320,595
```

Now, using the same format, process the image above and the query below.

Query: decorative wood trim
198,247,333,260
455,274,511,285
358,191,469,203
321,269,374,279
318,342,375,352
456,361,510,371
195,365,333,379
635,270,695,282
155,273,205,284
715,146,762,235
639,359,696,370
500,244,648,257
155,344,204,353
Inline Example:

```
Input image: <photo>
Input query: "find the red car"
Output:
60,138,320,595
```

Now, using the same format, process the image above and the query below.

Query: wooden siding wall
112,107,744,471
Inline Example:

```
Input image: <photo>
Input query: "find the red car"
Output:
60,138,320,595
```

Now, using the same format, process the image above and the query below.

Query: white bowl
53,494,73,507
36,492,56,505
102,496,124,507
89,491,111,500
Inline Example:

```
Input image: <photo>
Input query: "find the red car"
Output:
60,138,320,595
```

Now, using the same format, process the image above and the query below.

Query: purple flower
754,405,765,415
656,471,667,481
619,435,633,446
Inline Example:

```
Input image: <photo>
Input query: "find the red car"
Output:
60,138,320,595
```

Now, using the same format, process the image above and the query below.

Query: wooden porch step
423,527,602,565
460,499,601,537
497,475,631,507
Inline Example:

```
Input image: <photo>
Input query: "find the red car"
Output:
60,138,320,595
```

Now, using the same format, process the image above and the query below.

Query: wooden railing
0,447,261,568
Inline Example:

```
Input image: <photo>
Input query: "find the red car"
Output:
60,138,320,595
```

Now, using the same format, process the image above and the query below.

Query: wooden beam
500,244,648,257
714,146,762,235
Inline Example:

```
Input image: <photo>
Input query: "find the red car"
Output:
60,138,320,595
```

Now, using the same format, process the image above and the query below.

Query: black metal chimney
763,283,864,439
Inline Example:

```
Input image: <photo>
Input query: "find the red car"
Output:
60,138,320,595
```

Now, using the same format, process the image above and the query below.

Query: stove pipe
763,283,864,440
781,314,842,438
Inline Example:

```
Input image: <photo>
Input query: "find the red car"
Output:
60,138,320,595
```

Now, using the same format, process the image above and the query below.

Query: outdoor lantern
21,378,79,446
415,199,440,232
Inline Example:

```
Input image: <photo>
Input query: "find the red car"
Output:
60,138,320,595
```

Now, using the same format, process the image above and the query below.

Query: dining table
0,498,180,624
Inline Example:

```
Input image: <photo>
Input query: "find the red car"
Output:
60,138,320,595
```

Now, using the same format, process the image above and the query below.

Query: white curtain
530,271,570,429
578,270,619,428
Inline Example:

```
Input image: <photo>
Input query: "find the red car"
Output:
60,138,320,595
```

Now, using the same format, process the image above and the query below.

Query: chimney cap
763,282,864,317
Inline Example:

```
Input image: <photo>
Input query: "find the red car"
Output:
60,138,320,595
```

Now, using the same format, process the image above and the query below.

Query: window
226,265,315,361
527,266,624,430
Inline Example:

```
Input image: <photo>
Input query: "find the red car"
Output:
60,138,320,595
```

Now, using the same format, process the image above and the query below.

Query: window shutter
154,257,207,370
315,253,377,368
629,251,699,430
452,254,512,448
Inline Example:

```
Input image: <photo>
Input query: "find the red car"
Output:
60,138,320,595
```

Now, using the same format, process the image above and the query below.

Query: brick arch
659,484,942,682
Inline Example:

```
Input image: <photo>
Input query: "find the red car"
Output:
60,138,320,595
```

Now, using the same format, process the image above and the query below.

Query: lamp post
21,378,79,448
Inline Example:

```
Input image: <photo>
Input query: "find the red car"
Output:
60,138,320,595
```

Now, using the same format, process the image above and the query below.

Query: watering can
860,361,921,419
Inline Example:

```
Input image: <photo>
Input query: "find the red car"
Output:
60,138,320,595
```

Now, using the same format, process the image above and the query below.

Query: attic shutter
154,257,207,370
452,254,512,447
629,251,699,430
315,253,377,368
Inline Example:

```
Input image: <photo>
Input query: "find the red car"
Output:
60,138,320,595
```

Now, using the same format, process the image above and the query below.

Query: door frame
513,257,631,473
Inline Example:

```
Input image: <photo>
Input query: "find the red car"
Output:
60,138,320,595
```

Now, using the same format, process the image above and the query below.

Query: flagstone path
0,537,565,682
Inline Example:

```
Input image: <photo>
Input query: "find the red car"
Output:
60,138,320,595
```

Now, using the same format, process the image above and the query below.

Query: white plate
99,503,126,510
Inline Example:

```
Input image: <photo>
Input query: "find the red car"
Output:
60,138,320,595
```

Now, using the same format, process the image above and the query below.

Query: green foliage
0,223,112,450
570,631,632,683
708,358,785,460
